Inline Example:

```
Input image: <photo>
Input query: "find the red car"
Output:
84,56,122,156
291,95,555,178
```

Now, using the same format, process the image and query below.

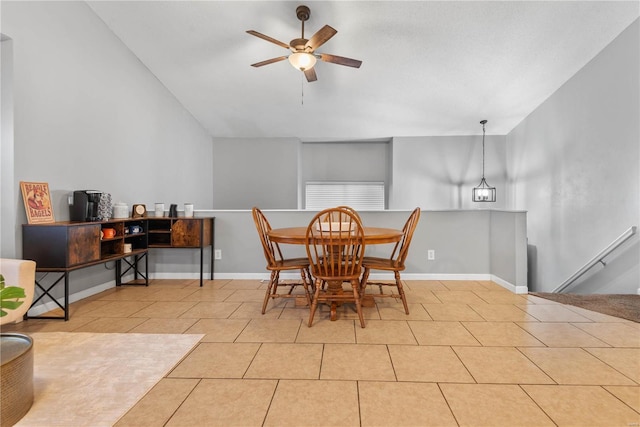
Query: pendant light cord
482,121,485,178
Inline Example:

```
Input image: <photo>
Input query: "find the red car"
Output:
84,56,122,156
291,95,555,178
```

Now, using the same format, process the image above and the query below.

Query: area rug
532,293,640,323
15,332,203,427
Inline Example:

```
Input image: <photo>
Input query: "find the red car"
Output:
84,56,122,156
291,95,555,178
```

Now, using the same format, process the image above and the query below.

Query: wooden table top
268,226,403,245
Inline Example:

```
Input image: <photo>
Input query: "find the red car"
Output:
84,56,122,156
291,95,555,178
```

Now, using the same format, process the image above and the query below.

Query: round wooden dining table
268,226,403,321
268,226,403,245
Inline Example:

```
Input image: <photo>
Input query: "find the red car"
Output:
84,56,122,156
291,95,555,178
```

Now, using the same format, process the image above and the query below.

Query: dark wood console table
22,216,214,320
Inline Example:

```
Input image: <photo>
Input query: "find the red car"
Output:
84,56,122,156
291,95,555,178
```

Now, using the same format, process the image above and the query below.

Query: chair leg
351,279,366,328
262,271,277,314
308,277,322,327
395,271,409,315
360,267,370,294
300,268,312,307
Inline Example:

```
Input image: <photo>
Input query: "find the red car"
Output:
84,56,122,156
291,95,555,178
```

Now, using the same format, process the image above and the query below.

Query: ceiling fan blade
319,53,362,68
246,30,290,49
250,56,288,67
305,25,337,51
304,67,317,82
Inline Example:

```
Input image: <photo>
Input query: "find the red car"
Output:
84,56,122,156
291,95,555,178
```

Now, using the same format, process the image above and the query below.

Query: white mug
155,203,164,217
184,203,194,218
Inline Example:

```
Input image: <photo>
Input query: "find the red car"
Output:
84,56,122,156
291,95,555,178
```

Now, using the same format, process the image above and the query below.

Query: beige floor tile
522,304,594,322
519,347,636,385
402,280,448,291
523,385,640,426
604,386,640,412
179,288,237,302
264,380,359,427
179,301,241,318
167,379,277,427
563,304,633,322
474,291,530,305
115,378,199,426
404,289,448,304
423,303,485,321
517,322,610,347
3,316,97,333
321,344,396,380
469,303,538,321
573,322,640,347
96,287,161,301
130,301,198,318
476,280,511,291
245,343,322,379
453,346,554,384
359,382,457,426
295,319,356,343
80,300,155,317
462,321,545,346
440,384,555,426
221,279,263,290
230,301,285,318
433,290,488,305
235,318,302,343
145,288,200,302
224,289,267,302
440,280,487,291
128,317,198,333
72,317,148,333
278,305,313,321
524,294,564,305
584,348,640,383
168,342,260,378
408,321,481,346
147,278,197,288
355,320,418,344
184,318,250,342
388,345,474,383
63,299,113,316
376,302,432,320
183,279,232,289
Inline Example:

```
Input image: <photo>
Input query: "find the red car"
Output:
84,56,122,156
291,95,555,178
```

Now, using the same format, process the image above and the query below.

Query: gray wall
507,19,640,293
1,2,213,295
148,209,527,293
212,135,508,211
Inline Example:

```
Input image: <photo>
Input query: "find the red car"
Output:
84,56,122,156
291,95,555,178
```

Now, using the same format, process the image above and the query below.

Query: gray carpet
532,293,640,323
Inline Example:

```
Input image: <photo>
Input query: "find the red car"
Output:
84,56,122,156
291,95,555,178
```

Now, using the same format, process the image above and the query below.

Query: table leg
326,280,344,321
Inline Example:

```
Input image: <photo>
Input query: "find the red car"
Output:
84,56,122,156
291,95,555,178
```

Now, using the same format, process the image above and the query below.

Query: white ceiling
87,1,638,138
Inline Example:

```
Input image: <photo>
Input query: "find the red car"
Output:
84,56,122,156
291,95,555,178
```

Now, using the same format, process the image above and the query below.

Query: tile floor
3,279,639,426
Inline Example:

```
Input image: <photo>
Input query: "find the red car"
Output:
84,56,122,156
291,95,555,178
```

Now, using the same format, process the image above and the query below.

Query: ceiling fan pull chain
301,73,304,106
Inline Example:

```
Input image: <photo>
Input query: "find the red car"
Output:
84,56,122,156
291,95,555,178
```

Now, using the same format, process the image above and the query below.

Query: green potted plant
0,274,27,317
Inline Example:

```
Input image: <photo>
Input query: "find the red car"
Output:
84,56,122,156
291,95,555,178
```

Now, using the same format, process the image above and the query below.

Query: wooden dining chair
359,207,421,314
305,207,367,327
252,207,313,314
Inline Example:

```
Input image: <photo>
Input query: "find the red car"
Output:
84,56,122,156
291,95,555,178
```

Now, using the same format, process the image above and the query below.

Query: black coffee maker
70,190,102,222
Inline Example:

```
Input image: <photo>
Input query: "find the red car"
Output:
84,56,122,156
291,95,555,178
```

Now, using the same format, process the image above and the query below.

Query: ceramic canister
112,203,128,219
155,203,164,217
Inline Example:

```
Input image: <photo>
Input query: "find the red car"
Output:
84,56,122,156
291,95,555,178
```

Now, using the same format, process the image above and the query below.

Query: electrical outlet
214,249,222,260
427,250,435,261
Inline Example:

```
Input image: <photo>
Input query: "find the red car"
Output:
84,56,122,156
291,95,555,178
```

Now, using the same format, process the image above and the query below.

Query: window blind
305,182,385,210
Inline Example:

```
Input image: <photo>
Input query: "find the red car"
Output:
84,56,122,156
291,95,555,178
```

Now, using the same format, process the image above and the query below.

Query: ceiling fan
247,5,362,82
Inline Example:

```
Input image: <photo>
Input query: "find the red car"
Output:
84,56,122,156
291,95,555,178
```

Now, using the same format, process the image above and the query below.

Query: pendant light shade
472,120,496,202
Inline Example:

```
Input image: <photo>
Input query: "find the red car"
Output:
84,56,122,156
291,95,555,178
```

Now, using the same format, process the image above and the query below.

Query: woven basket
1,333,34,426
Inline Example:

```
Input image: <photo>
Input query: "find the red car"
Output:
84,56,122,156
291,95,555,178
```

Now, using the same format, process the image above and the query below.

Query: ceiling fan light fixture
288,52,317,71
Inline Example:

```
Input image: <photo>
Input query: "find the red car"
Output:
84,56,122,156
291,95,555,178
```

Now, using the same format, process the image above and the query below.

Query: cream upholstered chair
0,259,36,325
359,208,420,314
252,207,313,314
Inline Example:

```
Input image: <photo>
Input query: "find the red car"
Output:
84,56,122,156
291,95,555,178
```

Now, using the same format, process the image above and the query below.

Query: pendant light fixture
472,119,496,202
